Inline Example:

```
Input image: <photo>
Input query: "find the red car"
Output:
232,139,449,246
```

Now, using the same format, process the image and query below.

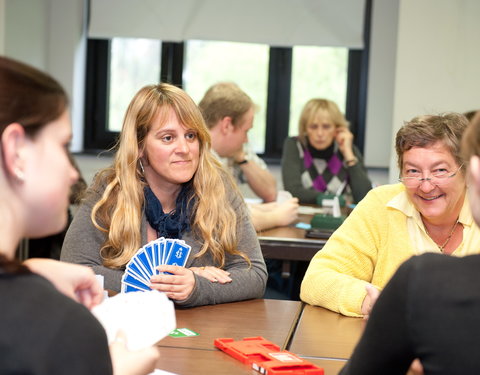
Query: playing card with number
121,237,192,293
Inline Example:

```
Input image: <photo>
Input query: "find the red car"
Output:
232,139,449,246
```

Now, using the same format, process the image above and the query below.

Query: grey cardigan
60,185,267,307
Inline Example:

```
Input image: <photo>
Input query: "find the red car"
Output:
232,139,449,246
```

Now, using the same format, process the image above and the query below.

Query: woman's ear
1,123,27,181
469,156,480,194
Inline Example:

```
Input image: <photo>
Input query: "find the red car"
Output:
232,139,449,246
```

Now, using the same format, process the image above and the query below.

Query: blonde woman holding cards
0,56,157,375
61,83,267,307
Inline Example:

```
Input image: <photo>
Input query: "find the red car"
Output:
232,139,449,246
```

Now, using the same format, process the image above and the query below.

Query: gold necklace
425,219,459,252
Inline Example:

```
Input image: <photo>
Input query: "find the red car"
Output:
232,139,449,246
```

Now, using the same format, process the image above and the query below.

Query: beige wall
363,0,399,168
388,0,480,181
0,0,5,54
4,0,87,152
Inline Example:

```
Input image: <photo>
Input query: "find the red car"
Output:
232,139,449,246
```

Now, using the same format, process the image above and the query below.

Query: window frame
83,1,371,160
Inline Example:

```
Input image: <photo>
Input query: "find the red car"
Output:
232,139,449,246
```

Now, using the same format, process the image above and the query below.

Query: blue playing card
144,243,156,272
126,259,150,282
123,284,145,293
165,242,191,267
125,266,148,284
164,239,174,264
122,273,151,291
135,251,154,278
152,239,164,275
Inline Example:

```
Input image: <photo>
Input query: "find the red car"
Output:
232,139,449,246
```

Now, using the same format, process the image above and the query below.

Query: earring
14,168,25,182
139,159,145,174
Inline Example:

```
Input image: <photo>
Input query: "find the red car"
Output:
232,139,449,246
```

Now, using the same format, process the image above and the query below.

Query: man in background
198,82,299,231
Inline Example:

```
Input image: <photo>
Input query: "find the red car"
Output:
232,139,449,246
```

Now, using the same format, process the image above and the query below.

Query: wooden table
154,299,362,374
289,304,365,360
258,213,326,262
309,358,348,375
158,299,303,351
156,347,253,375
156,347,348,375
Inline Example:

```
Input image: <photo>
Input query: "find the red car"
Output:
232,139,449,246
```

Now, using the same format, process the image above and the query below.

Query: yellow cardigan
300,183,480,317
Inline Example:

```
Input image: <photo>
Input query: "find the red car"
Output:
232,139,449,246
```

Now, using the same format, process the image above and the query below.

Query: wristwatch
343,157,358,167
235,154,249,165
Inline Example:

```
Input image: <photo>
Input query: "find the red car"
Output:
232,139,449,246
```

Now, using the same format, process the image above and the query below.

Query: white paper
244,197,263,204
92,290,176,351
148,370,178,375
276,190,293,203
298,206,326,215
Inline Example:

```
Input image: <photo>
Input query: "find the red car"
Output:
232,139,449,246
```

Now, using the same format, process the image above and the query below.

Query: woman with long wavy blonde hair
61,83,267,307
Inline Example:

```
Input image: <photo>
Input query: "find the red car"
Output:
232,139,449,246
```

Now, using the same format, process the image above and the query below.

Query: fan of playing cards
121,237,191,293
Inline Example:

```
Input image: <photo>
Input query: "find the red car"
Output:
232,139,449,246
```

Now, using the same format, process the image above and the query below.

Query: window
289,47,348,136
184,40,269,154
108,38,161,132
84,42,368,158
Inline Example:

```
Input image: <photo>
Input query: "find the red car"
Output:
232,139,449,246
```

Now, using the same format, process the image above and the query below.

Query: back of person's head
395,112,468,171
463,110,479,122
0,56,67,139
462,112,480,225
298,98,348,141
462,112,480,161
198,82,254,129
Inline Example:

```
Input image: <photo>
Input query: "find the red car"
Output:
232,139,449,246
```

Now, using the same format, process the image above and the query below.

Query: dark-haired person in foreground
0,56,158,375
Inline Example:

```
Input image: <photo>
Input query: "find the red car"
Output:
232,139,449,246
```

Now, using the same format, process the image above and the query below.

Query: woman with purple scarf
281,98,371,205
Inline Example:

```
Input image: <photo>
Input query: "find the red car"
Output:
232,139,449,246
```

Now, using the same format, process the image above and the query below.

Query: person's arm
334,128,372,203
340,258,416,375
174,191,268,307
346,145,373,203
300,189,386,317
248,199,299,232
233,147,277,202
281,137,320,204
60,190,124,292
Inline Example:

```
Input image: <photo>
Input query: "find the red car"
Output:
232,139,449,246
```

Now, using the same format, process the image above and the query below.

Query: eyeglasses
398,164,464,187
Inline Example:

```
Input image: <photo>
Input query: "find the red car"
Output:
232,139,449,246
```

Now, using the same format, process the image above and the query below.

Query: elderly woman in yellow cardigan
301,113,480,317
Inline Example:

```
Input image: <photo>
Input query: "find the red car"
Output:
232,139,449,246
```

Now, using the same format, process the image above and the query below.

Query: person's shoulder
282,137,301,159
216,167,244,202
412,252,480,271
399,253,480,289
355,183,404,210
1,272,100,326
283,136,298,146
0,273,110,373
366,183,405,201
402,253,480,307
2,271,54,293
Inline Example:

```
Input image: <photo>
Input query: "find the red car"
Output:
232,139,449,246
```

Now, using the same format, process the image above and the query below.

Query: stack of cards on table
121,237,191,293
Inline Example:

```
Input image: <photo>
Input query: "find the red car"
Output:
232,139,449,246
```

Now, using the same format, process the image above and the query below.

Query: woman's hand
109,331,159,375
190,266,232,284
335,127,355,160
149,265,196,301
361,283,380,319
23,258,103,309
